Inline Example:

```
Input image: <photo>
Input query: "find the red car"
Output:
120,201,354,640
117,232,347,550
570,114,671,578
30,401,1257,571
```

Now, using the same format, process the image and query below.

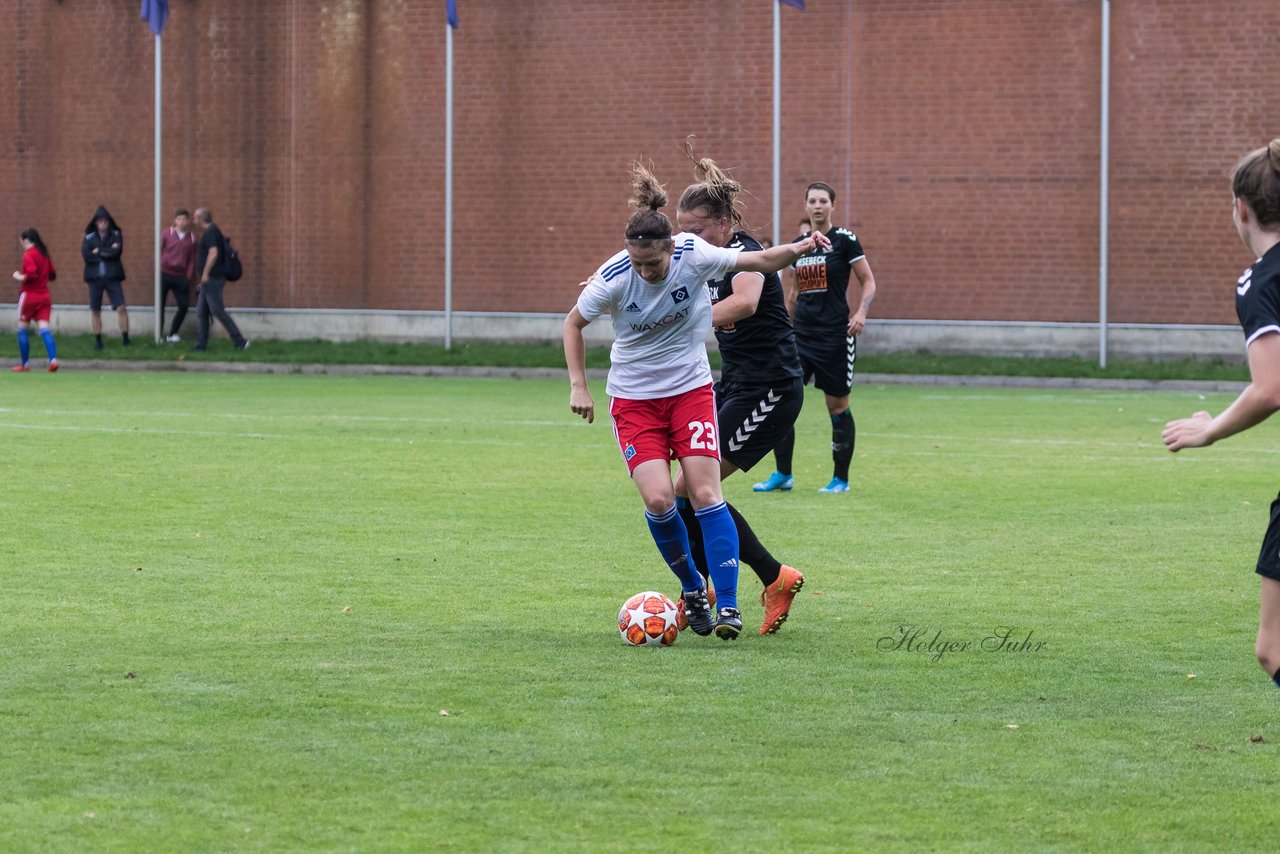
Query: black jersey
1235,243,1280,347
705,231,802,386
791,226,866,333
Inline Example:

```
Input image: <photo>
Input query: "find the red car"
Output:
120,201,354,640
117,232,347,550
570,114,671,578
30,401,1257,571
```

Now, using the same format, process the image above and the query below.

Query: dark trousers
160,273,190,335
196,277,245,347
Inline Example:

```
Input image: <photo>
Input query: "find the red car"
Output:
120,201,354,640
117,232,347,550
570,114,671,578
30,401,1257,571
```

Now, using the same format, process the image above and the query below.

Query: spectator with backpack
192,208,249,352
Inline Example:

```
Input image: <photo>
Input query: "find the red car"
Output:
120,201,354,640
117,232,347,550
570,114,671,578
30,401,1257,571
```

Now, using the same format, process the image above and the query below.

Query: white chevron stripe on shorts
846,335,856,388
728,389,783,453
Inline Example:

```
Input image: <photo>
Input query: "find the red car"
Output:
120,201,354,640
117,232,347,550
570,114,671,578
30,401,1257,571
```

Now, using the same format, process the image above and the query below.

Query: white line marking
0,422,531,446
0,406,563,427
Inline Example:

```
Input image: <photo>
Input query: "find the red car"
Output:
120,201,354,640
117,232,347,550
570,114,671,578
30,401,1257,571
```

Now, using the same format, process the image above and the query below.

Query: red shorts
609,384,722,475
18,292,52,324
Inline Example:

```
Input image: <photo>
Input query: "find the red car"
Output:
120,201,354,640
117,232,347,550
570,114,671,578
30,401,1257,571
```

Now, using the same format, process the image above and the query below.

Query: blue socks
1273,669,1280,690
695,501,739,611
16,329,55,366
649,499,743,609
645,505,702,593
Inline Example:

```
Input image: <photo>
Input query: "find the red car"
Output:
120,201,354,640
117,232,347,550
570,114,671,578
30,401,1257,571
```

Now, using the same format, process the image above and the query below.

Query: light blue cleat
752,471,794,492
818,477,849,494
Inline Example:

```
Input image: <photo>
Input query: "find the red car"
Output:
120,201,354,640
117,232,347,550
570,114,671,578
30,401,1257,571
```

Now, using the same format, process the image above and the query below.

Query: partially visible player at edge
754,182,878,494
11,228,59,372
564,163,831,640
672,149,807,634
1163,138,1280,686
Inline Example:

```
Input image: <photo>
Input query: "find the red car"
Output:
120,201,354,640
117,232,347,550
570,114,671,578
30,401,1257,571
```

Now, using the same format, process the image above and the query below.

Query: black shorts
1256,491,1280,581
715,377,805,472
88,278,126,311
796,329,856,397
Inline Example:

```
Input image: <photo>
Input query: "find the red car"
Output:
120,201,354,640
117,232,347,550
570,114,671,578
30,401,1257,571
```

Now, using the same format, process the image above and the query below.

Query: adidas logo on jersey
624,302,642,312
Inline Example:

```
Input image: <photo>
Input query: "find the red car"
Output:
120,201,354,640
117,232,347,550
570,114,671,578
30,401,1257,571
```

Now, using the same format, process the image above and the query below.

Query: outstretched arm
732,231,831,275
1164,332,1280,451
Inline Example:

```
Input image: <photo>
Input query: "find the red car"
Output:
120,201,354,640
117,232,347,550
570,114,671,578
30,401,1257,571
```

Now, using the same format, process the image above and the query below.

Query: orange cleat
10,364,29,372
760,565,805,635
47,359,59,372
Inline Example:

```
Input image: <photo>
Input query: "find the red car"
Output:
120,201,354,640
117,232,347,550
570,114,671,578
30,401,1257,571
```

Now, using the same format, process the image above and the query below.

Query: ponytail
624,162,673,244
676,137,745,227
1232,139,1280,230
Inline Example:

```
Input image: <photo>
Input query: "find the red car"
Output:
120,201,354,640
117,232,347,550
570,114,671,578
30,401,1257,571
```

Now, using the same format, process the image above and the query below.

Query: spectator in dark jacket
81,205,130,349
192,208,249,351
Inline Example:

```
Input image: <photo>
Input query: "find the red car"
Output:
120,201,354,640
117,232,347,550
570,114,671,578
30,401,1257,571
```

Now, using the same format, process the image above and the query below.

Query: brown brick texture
2,0,1277,327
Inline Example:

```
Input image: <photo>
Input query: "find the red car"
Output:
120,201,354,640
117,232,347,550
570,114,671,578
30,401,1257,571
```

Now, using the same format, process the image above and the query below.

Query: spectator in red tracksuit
10,228,59,372
160,208,198,342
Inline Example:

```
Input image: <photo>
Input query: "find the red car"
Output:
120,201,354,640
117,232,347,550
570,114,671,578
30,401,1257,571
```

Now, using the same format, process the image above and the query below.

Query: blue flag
140,0,169,35
447,0,458,29
780,0,805,8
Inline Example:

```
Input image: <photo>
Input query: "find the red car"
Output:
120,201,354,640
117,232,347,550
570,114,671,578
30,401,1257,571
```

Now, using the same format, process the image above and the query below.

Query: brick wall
2,0,1276,328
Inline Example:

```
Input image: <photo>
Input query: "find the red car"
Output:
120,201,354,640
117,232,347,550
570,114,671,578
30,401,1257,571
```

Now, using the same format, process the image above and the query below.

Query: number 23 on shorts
687,420,718,451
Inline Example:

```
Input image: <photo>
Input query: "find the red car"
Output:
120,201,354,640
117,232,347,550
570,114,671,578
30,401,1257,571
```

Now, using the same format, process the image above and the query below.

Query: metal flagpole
444,21,454,350
772,0,781,248
154,32,163,343
1098,0,1110,368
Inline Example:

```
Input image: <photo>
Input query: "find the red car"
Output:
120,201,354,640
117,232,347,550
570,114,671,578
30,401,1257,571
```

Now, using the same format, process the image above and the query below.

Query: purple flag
780,0,805,9
140,0,169,35
447,0,459,29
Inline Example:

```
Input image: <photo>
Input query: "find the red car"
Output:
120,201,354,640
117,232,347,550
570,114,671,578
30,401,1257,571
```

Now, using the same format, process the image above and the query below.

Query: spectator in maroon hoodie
160,208,197,343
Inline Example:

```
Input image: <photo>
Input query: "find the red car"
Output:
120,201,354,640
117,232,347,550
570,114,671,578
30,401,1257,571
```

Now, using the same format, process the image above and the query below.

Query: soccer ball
618,591,680,647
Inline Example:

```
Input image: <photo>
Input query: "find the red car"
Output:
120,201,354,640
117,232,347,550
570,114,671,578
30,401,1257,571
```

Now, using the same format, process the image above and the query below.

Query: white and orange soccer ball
617,591,680,647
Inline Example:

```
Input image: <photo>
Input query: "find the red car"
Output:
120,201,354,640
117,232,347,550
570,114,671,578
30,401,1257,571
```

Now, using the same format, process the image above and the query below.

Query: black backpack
222,235,243,282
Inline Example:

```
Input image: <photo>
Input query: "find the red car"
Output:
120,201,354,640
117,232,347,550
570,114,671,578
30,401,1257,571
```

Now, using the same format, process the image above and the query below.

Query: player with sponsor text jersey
1163,139,1280,687
671,151,807,635
755,181,878,494
564,163,831,640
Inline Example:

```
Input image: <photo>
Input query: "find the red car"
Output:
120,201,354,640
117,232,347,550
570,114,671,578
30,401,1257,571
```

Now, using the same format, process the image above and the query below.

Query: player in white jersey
564,163,830,640
1163,139,1280,687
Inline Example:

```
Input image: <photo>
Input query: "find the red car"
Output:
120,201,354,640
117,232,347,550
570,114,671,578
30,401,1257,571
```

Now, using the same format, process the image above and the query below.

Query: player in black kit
670,151,807,635
1163,139,1280,687
754,181,878,494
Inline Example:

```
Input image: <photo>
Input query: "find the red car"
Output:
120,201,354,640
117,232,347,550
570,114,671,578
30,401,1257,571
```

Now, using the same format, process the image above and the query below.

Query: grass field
1,370,1276,851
